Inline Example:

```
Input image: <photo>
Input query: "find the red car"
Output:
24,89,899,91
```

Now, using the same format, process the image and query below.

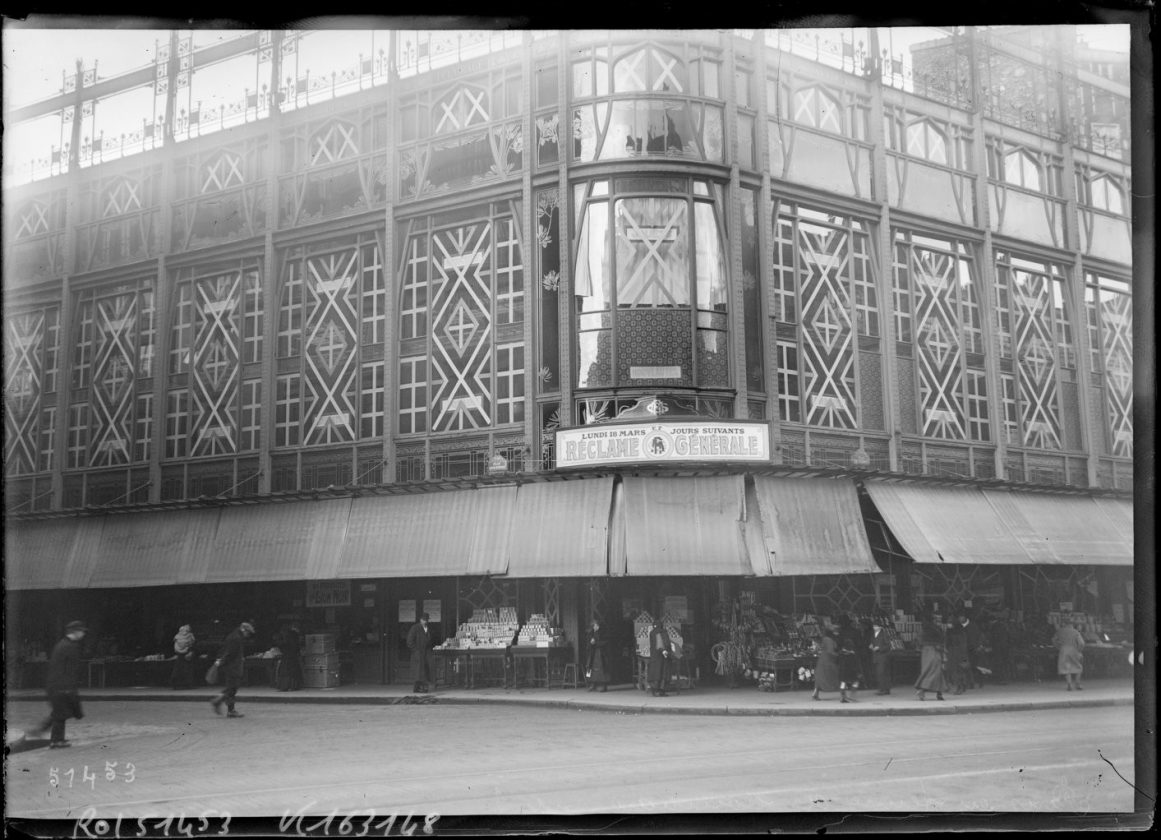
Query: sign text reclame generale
555,420,770,469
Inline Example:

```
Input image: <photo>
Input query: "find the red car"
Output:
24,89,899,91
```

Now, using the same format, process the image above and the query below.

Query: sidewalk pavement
6,676,1135,719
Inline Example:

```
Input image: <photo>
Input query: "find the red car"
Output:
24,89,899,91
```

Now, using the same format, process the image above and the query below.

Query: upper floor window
434,84,493,134
202,151,245,193
987,139,1063,196
770,76,869,142
310,120,359,166
103,177,143,217
14,200,50,238
613,45,688,93
1084,173,1125,214
906,120,947,165
574,177,729,391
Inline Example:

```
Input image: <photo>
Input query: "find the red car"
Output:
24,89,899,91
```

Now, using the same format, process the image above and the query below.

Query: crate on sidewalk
303,664,341,688
305,634,336,654
303,652,339,670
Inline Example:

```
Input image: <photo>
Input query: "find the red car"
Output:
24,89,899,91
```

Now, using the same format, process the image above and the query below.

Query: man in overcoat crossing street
407,613,435,693
30,620,88,748
211,621,255,718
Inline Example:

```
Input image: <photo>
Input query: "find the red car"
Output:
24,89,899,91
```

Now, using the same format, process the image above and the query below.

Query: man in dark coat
959,613,985,689
211,621,254,718
32,620,88,748
870,620,894,695
585,620,611,692
407,613,434,693
276,624,303,692
646,620,673,697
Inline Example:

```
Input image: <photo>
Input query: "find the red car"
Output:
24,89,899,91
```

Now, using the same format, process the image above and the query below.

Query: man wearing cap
31,620,88,748
211,621,254,718
406,613,434,694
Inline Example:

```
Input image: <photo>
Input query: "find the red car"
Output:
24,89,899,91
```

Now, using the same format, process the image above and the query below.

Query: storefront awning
337,487,515,579
204,498,354,582
86,509,222,588
612,476,753,576
863,482,1033,565
984,489,1133,566
464,485,519,577
751,477,880,576
504,476,615,577
5,518,81,590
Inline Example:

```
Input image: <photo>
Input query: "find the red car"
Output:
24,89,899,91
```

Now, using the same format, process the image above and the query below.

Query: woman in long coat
646,620,673,697
812,629,846,701
914,613,948,701
585,620,611,692
1053,622,1085,691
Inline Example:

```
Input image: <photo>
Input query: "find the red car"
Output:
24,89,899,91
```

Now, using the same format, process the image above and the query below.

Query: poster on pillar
399,600,416,623
423,600,442,622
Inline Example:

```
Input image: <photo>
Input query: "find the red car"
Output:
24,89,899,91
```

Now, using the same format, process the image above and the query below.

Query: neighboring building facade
4,27,1136,685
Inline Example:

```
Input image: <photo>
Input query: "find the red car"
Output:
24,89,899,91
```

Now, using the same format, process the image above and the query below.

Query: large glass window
396,203,526,434
770,201,879,430
993,251,1075,450
574,177,729,391
893,231,988,441
1085,272,1132,457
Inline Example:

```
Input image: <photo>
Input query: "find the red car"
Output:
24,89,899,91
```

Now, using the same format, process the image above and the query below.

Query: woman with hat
30,620,88,748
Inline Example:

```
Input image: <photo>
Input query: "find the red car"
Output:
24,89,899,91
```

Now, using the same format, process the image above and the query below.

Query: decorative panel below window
397,205,525,434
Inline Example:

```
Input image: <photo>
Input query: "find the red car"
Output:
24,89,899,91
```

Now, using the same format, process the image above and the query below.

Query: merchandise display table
433,647,572,689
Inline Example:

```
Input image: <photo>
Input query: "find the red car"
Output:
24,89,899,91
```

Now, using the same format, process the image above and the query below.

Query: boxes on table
305,634,336,654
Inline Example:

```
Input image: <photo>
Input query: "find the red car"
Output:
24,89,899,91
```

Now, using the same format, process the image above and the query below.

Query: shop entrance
387,580,453,685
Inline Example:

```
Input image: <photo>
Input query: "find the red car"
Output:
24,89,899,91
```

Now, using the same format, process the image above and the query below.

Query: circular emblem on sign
643,431,672,459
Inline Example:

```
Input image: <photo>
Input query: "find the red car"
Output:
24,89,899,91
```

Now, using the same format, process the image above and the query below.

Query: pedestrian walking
836,615,861,702
870,620,893,695
945,616,970,694
585,620,611,692
276,624,303,692
30,620,88,748
171,624,197,689
1053,621,1086,691
646,619,673,697
407,613,434,693
914,609,948,701
987,612,1011,684
959,613,985,688
211,621,254,718
811,626,853,702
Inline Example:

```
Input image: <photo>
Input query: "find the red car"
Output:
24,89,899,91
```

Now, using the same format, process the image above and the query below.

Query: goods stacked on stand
516,614,567,647
436,608,519,650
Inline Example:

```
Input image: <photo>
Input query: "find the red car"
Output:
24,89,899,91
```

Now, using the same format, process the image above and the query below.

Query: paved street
5,699,1136,823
